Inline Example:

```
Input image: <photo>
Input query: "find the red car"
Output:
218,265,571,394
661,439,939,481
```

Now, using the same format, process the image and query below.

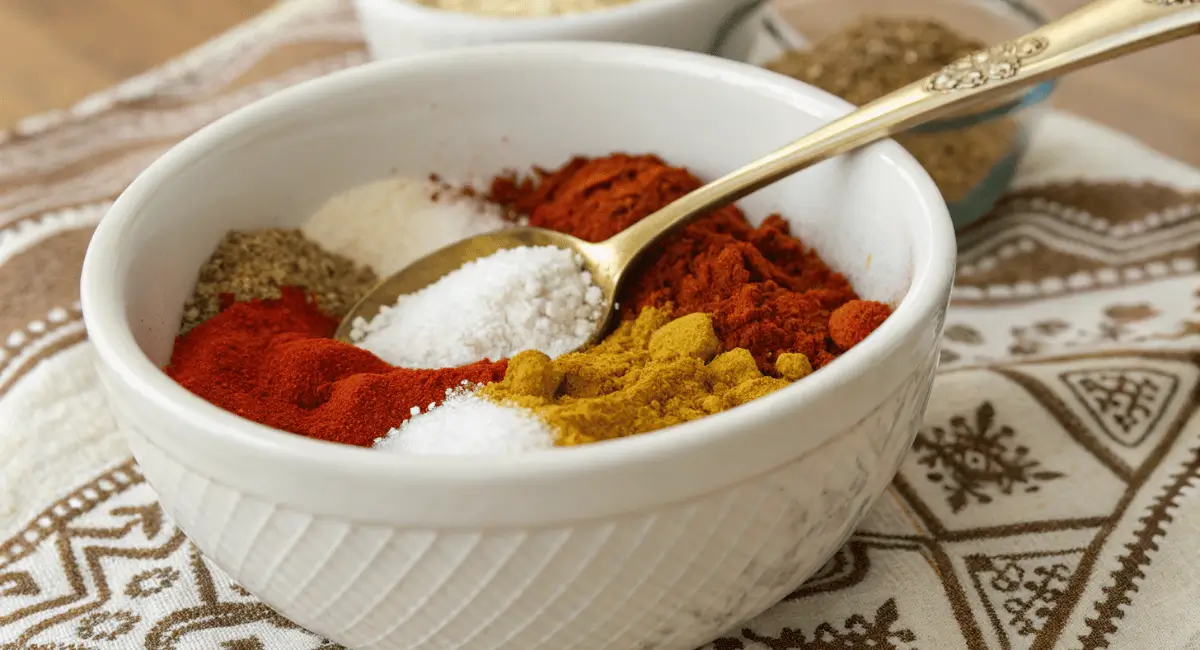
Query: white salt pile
375,390,555,455
301,176,509,277
351,245,604,368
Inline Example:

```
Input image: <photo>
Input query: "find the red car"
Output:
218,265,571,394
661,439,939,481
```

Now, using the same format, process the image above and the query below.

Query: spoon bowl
333,226,624,345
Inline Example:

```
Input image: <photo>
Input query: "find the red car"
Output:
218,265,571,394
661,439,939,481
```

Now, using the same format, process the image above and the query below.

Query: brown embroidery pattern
0,460,338,648
0,572,40,597
782,536,944,602
0,314,88,399
711,599,916,649
76,610,140,641
1009,319,1072,356
954,184,1200,305
783,541,873,600
994,355,1199,487
988,183,1200,230
988,302,1168,366
0,461,143,569
1158,285,1200,341
1061,367,1178,448
1077,445,1200,648
125,568,181,598
0,232,89,399
912,402,1066,513
966,549,1083,648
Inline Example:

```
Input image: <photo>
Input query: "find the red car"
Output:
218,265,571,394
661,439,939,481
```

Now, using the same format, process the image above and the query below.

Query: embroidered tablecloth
3,1,1200,648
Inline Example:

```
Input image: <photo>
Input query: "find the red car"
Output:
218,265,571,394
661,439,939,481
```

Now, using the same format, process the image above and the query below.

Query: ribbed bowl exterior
118,348,936,650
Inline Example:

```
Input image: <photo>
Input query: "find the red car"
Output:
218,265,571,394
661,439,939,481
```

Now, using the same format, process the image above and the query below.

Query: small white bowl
82,43,954,650
355,0,769,61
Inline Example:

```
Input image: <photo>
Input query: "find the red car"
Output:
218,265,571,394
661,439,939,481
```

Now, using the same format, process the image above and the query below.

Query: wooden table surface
1,0,1198,166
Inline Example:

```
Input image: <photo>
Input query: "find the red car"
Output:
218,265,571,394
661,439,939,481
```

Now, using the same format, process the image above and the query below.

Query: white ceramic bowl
354,0,768,61
82,43,955,650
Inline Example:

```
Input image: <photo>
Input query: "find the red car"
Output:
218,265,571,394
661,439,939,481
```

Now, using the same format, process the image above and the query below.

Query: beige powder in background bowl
354,0,769,62
411,0,641,18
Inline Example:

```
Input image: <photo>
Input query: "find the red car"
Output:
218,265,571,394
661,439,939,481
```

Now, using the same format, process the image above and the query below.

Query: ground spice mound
180,228,378,334
482,308,813,445
167,287,507,447
491,154,891,371
765,17,983,106
830,299,892,351
490,154,732,243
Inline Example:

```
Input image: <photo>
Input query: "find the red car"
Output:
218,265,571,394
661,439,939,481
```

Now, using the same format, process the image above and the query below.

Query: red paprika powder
491,153,891,372
829,299,892,351
167,287,507,447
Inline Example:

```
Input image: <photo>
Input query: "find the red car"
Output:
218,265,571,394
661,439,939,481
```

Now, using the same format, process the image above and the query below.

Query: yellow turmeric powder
481,308,813,445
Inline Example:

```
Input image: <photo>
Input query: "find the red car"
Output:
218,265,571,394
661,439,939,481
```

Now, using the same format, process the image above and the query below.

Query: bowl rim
81,41,956,488
356,0,756,28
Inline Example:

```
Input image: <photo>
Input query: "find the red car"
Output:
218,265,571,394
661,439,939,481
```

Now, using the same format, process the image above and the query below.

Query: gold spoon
335,0,1200,345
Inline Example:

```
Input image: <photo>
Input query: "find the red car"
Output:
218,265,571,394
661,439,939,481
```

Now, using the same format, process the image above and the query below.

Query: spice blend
766,17,1019,202
169,152,894,454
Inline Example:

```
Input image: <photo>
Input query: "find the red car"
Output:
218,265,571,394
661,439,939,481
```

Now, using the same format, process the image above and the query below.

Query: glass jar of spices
766,0,1054,228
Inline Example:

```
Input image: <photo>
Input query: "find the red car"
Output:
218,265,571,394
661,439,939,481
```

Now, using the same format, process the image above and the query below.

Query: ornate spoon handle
609,0,1200,254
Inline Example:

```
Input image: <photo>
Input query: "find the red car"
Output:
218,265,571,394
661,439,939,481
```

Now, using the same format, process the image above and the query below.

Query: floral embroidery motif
990,560,1070,634
1007,303,1159,357
126,567,182,598
913,402,1065,513
76,610,140,641
1009,320,1071,356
